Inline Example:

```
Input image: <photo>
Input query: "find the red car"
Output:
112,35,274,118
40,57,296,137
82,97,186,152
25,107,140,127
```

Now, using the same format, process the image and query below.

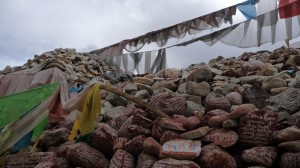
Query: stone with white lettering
160,139,201,160
238,110,278,147
202,128,238,148
241,146,277,167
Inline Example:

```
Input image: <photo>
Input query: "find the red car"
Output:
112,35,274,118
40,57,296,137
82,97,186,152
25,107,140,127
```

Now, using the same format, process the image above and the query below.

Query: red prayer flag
279,0,300,18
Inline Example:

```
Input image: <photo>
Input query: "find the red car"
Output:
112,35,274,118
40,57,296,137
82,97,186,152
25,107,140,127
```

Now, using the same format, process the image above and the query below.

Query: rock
136,152,157,168
66,142,109,168
288,111,300,127
208,114,229,127
152,158,200,168
152,118,167,141
202,128,238,147
278,140,300,152
240,76,269,85
197,143,237,168
143,137,161,156
135,89,150,99
160,118,187,131
160,139,202,160
160,130,180,145
149,92,187,116
38,128,70,149
266,88,300,114
110,150,135,168
151,81,177,91
107,115,129,131
228,104,256,120
181,116,200,130
180,126,211,139
133,77,155,85
90,123,117,157
186,66,212,82
56,157,71,168
186,81,210,96
226,92,243,105
205,97,231,112
113,137,128,153
279,152,300,168
242,85,271,109
273,126,300,144
123,83,137,94
156,68,181,79
177,83,186,94
103,106,130,122
185,101,204,117
202,109,229,126
3,152,57,168
238,110,278,147
241,146,277,167
194,111,204,121
106,93,128,107
270,87,289,95
131,114,153,129
223,119,239,129
262,76,287,91
124,135,146,156
181,94,202,104
286,55,300,66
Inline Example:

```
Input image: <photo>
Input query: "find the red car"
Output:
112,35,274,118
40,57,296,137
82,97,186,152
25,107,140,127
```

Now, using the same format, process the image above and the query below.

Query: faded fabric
279,0,300,19
237,0,257,19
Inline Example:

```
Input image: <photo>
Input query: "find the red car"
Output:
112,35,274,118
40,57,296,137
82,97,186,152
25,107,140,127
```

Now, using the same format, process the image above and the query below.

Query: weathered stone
226,92,243,105
123,83,137,94
202,109,229,126
177,83,186,94
113,137,128,153
152,118,167,141
194,110,204,121
208,114,229,127
105,93,128,107
240,76,269,85
136,152,157,168
110,150,135,168
66,142,109,168
288,111,300,127
266,88,300,114
238,110,278,147
38,128,70,148
278,140,300,152
186,81,210,96
186,66,212,82
135,89,150,99
273,126,300,144
152,158,200,168
103,106,130,122
223,119,239,129
124,135,146,156
180,126,211,139
242,85,271,109
279,152,300,168
143,137,161,156
160,130,180,145
107,115,129,131
160,139,201,160
133,77,155,85
182,94,202,104
160,118,187,131
262,76,287,91
202,128,238,148
270,87,289,95
149,92,187,116
151,81,177,92
205,97,231,112
91,123,117,157
156,68,181,79
229,104,256,120
185,101,204,117
182,116,200,130
131,114,153,129
241,146,277,167
197,143,237,168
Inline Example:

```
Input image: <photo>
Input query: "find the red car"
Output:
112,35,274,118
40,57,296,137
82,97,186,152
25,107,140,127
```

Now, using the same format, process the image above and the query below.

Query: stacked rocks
2,46,300,168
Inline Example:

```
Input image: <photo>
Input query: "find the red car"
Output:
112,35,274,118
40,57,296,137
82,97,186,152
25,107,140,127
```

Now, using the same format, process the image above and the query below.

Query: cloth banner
237,0,257,19
279,0,300,19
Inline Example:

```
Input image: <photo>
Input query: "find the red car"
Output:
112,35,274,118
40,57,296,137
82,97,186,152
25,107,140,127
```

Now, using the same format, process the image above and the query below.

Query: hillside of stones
2,46,300,168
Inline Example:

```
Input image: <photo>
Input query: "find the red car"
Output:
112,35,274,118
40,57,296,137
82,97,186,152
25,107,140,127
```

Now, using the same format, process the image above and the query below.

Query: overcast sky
0,0,298,70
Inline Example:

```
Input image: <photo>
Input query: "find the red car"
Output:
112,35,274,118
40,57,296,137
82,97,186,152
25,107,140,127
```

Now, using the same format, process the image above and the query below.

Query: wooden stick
101,84,170,118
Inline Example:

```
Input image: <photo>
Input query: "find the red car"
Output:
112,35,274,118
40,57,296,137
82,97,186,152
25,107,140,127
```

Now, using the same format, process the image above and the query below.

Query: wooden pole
100,84,170,118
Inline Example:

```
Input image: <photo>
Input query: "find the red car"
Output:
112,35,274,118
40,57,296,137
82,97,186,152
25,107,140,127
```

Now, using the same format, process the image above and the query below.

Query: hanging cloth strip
279,0,300,19
103,49,166,74
237,0,258,19
90,3,241,56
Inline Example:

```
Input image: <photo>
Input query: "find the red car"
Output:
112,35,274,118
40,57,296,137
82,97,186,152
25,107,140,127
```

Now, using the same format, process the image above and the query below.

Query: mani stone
109,150,135,168
152,158,200,168
136,152,157,168
273,126,300,144
202,128,238,148
197,143,237,168
279,152,300,168
241,146,277,167
205,97,231,112
160,139,201,160
242,85,270,109
266,88,300,114
238,110,278,147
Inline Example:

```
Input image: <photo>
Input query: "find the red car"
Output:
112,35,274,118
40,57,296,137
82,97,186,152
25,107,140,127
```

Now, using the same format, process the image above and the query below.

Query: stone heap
2,46,300,168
